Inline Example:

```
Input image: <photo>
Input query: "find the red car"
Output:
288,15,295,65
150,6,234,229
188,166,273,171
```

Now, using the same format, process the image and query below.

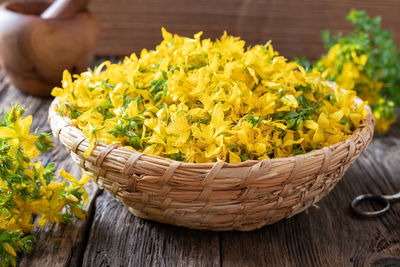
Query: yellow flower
3,242,17,257
0,115,39,158
59,170,90,204
0,105,89,265
166,113,191,147
53,29,367,163
37,189,65,228
318,112,330,128
315,42,394,132
281,95,298,108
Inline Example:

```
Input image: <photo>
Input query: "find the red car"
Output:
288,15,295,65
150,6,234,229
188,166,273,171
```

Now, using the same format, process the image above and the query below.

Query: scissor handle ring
351,194,390,217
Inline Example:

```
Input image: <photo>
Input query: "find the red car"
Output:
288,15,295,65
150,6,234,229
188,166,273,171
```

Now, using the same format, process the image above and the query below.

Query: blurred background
1,0,399,60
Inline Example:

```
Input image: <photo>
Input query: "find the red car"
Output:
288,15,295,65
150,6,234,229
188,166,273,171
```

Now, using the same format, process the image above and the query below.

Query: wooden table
1,65,399,267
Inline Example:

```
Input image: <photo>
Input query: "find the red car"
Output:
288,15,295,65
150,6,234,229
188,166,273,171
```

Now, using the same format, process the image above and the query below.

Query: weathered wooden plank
0,80,101,267
220,119,400,267
19,183,100,267
82,190,220,267
0,71,9,97
362,122,400,185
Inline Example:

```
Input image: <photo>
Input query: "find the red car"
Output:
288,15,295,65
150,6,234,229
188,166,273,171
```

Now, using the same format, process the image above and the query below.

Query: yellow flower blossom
0,105,89,265
53,29,367,163
0,116,39,158
315,42,395,132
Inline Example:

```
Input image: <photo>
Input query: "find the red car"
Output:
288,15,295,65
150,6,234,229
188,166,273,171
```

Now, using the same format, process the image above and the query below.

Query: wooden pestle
0,0,97,96
41,0,89,19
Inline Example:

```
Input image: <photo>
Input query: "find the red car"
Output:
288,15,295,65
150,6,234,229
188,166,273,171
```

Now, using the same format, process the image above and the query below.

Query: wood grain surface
0,0,400,60
0,62,399,266
87,0,400,60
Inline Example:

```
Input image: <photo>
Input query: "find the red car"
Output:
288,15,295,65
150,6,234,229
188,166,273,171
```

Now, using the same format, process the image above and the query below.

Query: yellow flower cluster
0,105,88,266
53,29,367,163
315,43,396,132
318,45,373,99
371,97,396,133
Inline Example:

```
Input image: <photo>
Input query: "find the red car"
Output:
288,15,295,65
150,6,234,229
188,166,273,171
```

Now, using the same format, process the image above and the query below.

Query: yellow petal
272,122,287,130
71,206,87,219
80,173,92,184
59,169,79,183
304,120,319,130
0,127,16,138
205,144,221,158
281,95,298,108
3,243,16,257
350,113,362,128
127,101,139,118
313,128,324,144
229,151,241,163
148,134,165,145
277,106,290,112
84,135,96,158
318,113,330,128
282,138,304,147
329,110,344,121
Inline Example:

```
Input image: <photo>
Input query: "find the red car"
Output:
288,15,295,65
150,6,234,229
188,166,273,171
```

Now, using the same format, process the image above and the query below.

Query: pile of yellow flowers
53,29,367,163
314,43,396,132
0,105,88,266
316,44,378,102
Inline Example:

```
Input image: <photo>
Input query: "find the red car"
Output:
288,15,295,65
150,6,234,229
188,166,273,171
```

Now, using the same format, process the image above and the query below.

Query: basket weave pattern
49,97,374,231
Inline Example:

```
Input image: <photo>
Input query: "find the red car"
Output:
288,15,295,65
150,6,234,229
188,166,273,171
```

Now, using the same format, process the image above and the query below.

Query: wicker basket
48,96,374,231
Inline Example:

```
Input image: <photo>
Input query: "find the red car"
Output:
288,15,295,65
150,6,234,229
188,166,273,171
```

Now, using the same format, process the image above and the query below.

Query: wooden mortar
0,0,98,96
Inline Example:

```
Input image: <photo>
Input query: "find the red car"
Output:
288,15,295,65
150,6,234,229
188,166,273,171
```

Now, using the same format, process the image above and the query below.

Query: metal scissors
351,192,400,217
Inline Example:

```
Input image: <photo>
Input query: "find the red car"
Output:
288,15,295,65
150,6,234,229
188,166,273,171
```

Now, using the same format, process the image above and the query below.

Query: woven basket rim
49,93,374,169
48,84,375,231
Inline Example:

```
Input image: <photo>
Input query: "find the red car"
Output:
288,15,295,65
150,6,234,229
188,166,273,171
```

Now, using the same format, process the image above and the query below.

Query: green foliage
323,9,400,106
0,230,35,267
0,106,88,266
293,56,312,72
